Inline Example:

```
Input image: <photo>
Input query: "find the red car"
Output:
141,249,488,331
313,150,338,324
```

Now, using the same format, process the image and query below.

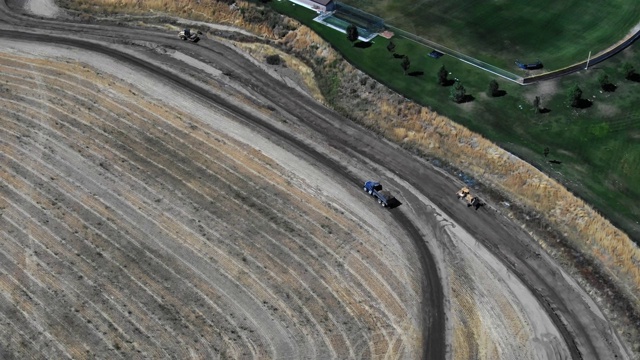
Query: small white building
290,0,336,13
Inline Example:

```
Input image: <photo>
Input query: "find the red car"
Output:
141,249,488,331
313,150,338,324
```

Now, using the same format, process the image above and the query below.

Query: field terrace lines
0,112,278,358
0,65,404,358
0,223,133,358
1,54,416,320
0,165,230,358
11,52,416,352
2,76,358,358
0,156,218,358
0,72,400,358
0,99,326,358
30,51,416,324
0,53,420,358
1,64,284,354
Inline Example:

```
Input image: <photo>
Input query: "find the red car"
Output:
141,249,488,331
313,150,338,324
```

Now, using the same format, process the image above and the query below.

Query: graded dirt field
0,50,428,358
0,43,576,359
0,0,636,358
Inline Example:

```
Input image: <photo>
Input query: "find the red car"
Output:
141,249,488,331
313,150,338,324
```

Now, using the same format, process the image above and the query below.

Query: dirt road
0,1,632,358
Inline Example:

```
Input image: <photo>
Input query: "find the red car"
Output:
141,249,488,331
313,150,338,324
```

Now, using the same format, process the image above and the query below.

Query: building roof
311,0,333,6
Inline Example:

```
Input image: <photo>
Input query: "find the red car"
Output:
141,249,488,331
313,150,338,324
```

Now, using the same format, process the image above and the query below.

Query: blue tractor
363,181,395,207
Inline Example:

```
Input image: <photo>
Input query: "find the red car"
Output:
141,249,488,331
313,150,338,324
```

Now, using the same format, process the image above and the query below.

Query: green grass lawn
270,0,640,242
340,0,640,71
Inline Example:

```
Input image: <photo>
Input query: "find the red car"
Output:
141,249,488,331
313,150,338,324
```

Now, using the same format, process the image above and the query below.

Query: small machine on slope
364,181,395,207
456,187,482,210
178,29,202,43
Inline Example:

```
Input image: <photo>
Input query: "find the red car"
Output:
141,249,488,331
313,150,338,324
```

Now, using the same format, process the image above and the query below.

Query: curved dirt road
0,1,633,359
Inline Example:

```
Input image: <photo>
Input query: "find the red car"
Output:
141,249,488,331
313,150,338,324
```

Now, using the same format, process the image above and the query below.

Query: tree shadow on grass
354,41,372,49
393,53,405,59
493,89,507,97
441,79,456,87
539,108,551,114
463,94,475,103
602,83,617,92
455,95,475,104
627,73,640,82
408,71,424,77
575,99,593,109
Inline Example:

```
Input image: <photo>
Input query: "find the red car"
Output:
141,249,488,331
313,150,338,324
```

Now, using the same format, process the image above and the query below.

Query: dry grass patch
65,0,281,38
229,41,325,103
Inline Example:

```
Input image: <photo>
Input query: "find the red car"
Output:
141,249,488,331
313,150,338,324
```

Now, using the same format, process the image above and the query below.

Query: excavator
178,28,202,43
456,187,482,210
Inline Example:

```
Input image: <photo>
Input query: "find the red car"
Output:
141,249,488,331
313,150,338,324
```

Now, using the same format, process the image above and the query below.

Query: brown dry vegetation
0,52,422,358
61,0,286,38
229,40,325,103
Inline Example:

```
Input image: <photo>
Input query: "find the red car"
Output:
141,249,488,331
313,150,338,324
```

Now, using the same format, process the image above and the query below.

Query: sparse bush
567,84,583,107
346,24,358,45
401,56,410,75
450,82,466,103
437,65,448,86
598,73,615,92
623,62,636,80
386,41,396,55
265,54,282,66
487,80,499,97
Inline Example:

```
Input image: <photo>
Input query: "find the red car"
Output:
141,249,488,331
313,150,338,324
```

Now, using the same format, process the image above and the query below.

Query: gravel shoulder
23,0,58,17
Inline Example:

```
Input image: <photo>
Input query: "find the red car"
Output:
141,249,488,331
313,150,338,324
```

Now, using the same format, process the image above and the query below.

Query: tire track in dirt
0,114,276,358
1,79,356,358
0,50,424,356
0,57,416,322
0,128,266,358
1,54,416,332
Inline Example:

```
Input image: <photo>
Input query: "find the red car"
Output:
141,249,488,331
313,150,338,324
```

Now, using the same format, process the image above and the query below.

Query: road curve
0,2,632,359
0,28,443,358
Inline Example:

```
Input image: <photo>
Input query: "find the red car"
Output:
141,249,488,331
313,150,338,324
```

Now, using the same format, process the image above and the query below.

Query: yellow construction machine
456,187,482,210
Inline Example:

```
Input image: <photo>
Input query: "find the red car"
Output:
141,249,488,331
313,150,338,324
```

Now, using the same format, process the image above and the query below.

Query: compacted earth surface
0,0,634,359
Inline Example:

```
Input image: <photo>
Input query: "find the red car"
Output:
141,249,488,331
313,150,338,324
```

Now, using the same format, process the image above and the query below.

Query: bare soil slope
0,50,423,358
